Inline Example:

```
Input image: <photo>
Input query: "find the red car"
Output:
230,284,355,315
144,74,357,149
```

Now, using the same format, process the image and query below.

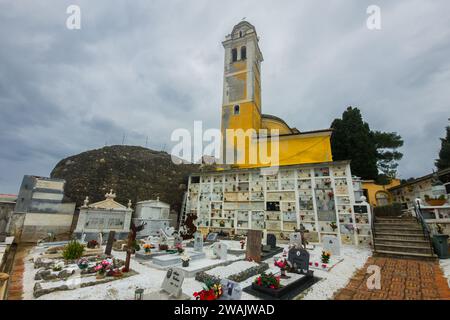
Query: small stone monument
161,268,184,298
322,235,340,256
266,233,276,248
97,232,103,246
289,232,302,248
206,232,218,242
213,242,228,260
220,279,242,300
246,230,262,262
105,231,116,255
287,247,310,274
193,232,203,252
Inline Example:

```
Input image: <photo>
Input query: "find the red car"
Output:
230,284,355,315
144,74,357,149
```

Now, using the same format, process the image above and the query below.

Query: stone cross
245,230,262,262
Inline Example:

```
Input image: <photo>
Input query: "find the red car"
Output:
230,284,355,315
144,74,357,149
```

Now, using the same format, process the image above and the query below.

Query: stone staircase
373,216,436,259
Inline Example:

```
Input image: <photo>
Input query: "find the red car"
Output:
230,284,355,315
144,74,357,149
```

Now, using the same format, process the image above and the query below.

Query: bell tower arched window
241,46,247,60
231,48,238,62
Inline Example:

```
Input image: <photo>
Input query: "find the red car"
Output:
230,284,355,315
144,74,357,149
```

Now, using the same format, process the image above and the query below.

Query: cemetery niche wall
74,190,133,241
183,162,372,247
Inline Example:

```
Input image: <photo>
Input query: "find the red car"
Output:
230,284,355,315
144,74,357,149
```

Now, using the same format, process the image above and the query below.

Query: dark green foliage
373,203,403,217
331,107,378,180
62,240,85,260
372,131,403,179
435,125,450,171
331,107,403,181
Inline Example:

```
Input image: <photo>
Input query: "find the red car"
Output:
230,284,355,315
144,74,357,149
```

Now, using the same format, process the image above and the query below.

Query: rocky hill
50,145,199,215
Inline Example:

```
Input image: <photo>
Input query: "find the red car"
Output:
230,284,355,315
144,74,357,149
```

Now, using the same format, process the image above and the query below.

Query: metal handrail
369,204,376,252
414,201,434,253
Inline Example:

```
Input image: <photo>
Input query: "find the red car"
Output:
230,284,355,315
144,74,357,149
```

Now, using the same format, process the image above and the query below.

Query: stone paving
334,256,450,300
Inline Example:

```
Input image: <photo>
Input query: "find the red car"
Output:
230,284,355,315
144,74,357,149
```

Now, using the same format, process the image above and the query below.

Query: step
374,243,433,255
375,216,415,221
374,226,423,233
374,222,421,228
374,237,430,245
373,232,427,241
374,249,437,259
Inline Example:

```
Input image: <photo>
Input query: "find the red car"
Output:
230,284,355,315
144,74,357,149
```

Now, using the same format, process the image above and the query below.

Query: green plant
254,272,281,289
62,240,85,260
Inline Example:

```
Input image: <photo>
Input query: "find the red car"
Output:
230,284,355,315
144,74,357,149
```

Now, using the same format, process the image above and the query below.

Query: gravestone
266,233,276,248
289,232,302,248
220,279,242,300
322,235,340,256
98,232,103,246
161,268,184,298
213,242,228,260
287,247,310,274
206,232,218,242
104,231,116,255
246,230,262,262
193,232,203,252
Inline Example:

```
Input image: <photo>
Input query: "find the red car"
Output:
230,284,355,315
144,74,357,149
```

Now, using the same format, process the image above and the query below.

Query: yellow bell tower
221,21,263,164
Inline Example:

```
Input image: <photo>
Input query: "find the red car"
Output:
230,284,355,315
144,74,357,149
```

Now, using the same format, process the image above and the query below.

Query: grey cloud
0,0,449,193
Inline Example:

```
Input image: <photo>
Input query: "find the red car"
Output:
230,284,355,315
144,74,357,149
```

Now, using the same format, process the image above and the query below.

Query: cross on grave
287,247,310,274
104,230,116,255
322,235,340,256
193,232,203,252
161,268,184,298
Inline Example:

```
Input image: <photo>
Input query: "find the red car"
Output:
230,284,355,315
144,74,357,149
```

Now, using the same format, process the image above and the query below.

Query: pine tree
331,107,379,180
435,123,450,171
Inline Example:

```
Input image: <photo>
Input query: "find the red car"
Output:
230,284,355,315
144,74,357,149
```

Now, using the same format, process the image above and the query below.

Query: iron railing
414,202,434,254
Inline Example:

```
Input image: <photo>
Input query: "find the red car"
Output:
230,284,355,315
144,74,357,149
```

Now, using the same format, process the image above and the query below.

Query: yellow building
362,179,401,207
220,21,332,168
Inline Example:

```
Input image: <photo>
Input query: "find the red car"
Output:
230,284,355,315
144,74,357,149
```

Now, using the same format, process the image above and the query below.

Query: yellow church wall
228,131,333,169
362,179,401,207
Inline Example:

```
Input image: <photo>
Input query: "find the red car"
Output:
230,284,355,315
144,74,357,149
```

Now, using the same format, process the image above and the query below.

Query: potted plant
274,257,290,279
87,239,98,249
143,243,152,254
425,194,447,206
321,251,331,264
181,255,191,267
175,243,184,254
77,258,89,270
193,280,223,300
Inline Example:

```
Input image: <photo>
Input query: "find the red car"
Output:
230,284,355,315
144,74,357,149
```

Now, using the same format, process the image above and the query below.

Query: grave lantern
134,288,144,300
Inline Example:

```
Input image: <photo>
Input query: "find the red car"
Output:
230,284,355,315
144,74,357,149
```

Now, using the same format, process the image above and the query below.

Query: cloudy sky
1,0,449,193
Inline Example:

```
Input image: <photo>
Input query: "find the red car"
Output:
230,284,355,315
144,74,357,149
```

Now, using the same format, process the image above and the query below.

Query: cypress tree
435,123,450,171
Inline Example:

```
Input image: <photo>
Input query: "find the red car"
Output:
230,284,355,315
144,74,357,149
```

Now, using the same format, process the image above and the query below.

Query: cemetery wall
184,161,372,246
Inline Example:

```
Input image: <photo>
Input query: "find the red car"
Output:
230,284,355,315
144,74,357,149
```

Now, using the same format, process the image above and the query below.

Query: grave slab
152,250,206,267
